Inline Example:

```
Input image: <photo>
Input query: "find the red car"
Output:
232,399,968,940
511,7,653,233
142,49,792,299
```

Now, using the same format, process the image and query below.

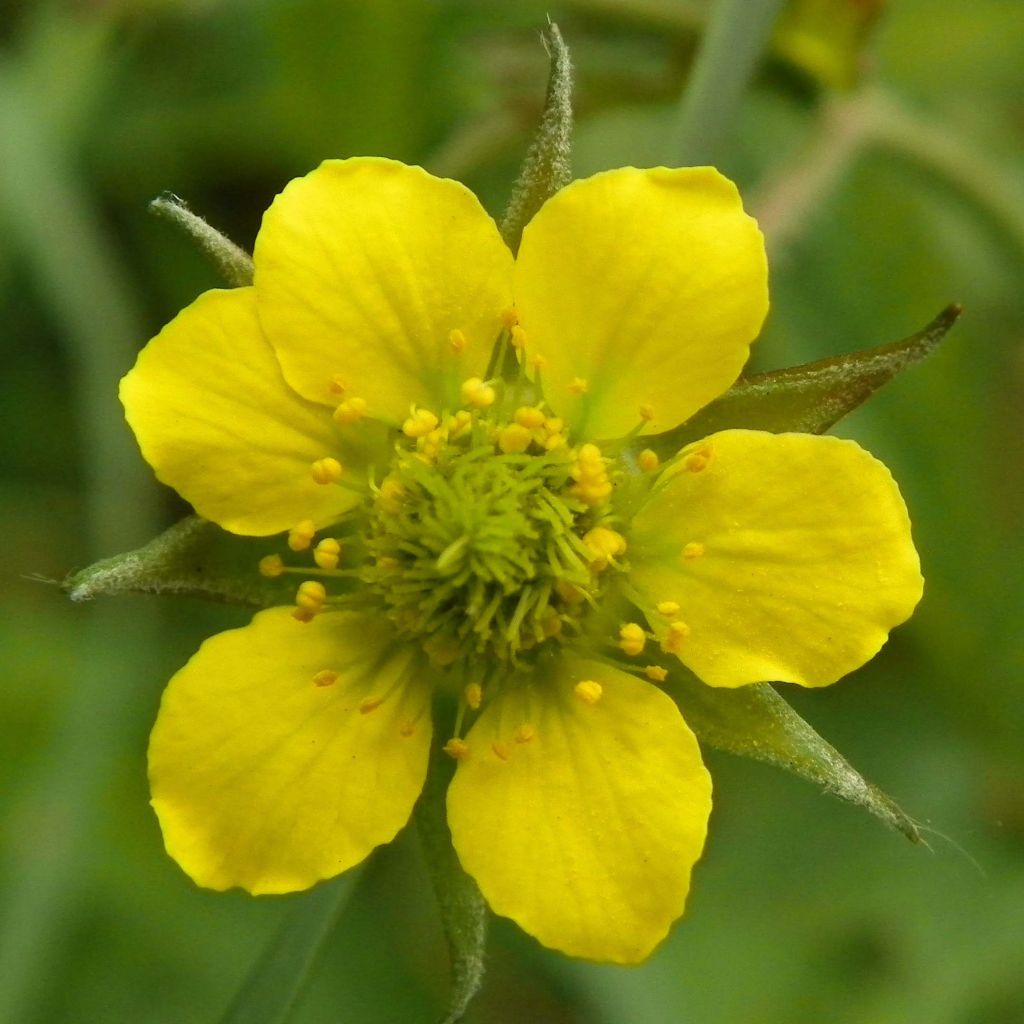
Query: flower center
363,410,616,668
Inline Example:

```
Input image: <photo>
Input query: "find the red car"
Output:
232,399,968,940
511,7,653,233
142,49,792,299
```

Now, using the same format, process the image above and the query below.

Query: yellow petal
515,167,768,438
447,657,711,963
149,608,430,893
254,157,514,418
121,288,363,535
629,430,924,687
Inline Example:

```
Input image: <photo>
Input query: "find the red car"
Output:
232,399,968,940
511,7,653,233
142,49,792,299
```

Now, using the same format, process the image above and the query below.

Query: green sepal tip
150,192,254,287
499,22,573,255
638,304,962,459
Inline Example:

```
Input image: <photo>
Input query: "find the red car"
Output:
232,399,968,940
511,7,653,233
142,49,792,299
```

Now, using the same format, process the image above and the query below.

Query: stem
666,0,786,166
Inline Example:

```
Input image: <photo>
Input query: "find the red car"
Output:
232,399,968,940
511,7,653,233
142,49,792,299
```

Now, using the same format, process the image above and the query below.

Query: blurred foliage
1,1,1022,1022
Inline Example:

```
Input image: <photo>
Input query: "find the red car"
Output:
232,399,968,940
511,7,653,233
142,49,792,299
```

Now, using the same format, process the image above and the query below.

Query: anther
583,527,627,571
531,353,548,371
514,405,546,429
333,397,367,424
259,554,285,578
492,741,511,761
656,600,680,617
661,620,691,654
510,325,528,349
460,377,496,409
568,376,589,395
464,682,483,710
402,407,440,438
312,669,338,688
500,307,519,329
514,724,535,744
314,537,342,569
684,445,713,472
448,410,473,438
639,403,655,422
645,665,669,682
619,623,646,656
288,519,316,552
295,579,327,613
311,457,343,485
574,680,603,705
359,696,383,714
443,738,470,760
448,328,467,353
638,448,660,472
327,374,348,396
399,721,416,737
377,477,405,514
497,423,532,454
682,542,705,559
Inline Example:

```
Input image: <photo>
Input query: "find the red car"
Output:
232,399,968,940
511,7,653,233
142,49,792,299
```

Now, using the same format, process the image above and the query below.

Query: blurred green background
1,1,1022,1021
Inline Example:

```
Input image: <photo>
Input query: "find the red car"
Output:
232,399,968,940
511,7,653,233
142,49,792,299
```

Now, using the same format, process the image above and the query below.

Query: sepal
664,666,921,842
64,515,292,608
499,22,573,255
415,729,487,1024
637,304,960,459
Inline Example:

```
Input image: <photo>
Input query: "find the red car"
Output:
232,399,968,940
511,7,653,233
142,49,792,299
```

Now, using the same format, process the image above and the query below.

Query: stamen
645,665,668,682
583,527,627,572
569,443,612,506
460,377,496,409
288,520,316,552
402,408,440,438
492,741,511,761
514,724,535,744
684,444,714,473
259,554,285,578
464,682,484,710
618,623,646,656
531,353,548,371
314,538,342,570
500,307,519,329
638,448,660,473
568,376,589,396
657,600,681,617
682,542,705,560
311,457,343,485
399,720,417,737
497,423,532,454
328,374,348,396
509,325,528,349
448,328,467,353
359,696,383,714
295,579,327,613
333,397,367,424
312,669,338,687
661,620,691,654
514,406,546,429
574,680,603,705
639,403,655,422
443,738,470,760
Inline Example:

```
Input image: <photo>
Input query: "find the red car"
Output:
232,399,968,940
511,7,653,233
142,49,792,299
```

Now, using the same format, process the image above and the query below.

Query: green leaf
63,515,290,608
499,22,573,255
219,872,358,1024
415,733,488,1024
666,669,922,843
638,304,961,460
150,193,254,287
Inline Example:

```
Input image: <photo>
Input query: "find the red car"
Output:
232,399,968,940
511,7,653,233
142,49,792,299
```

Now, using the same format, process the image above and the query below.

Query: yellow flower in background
120,157,923,964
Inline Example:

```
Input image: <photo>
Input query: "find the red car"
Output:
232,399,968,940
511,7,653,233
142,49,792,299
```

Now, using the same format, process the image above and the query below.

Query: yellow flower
120,158,923,964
